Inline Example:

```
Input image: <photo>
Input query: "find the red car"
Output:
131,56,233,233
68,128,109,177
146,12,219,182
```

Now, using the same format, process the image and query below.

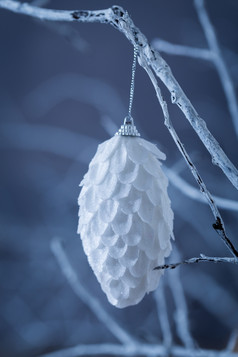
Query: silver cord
128,44,138,119
115,44,140,136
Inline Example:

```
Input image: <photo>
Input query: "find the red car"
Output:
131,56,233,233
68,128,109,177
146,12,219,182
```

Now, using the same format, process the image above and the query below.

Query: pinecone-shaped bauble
78,134,174,308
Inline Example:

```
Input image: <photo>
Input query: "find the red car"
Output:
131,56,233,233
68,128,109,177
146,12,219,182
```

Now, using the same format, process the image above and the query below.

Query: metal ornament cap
115,116,140,137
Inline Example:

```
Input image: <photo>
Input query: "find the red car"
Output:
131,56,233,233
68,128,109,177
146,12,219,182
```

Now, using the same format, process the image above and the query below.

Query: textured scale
78,136,174,308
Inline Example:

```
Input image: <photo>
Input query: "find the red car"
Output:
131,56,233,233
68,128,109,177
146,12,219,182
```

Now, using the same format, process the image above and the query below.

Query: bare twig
154,255,238,270
51,238,135,346
194,0,238,138
0,0,238,190
138,55,238,258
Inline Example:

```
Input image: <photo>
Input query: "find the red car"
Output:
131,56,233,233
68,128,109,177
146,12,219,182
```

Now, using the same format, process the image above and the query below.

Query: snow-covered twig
0,0,238,190
153,35,238,137
51,238,135,346
194,0,238,138
138,56,238,258
154,255,238,270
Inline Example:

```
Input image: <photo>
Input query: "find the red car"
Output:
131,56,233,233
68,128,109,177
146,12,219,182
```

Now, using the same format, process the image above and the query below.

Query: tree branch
138,55,238,258
226,331,238,353
164,166,238,212
154,254,238,271
0,0,238,190
194,0,238,138
39,342,238,357
153,281,173,350
167,248,195,349
152,39,213,60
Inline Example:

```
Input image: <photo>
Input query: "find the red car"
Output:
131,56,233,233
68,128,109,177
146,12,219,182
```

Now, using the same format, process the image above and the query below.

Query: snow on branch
152,20,238,138
154,254,238,271
0,0,238,191
138,55,238,258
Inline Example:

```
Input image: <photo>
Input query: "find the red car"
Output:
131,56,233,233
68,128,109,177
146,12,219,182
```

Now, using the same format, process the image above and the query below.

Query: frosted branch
51,238,135,346
42,23,89,53
152,39,213,60
0,0,238,190
164,167,238,212
226,331,238,352
154,255,238,270
39,341,238,357
153,281,173,350
153,29,238,140
194,0,238,138
138,57,238,258
0,0,110,22
167,249,195,349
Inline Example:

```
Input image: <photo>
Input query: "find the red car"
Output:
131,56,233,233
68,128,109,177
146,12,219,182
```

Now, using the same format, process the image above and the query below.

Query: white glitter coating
78,136,174,308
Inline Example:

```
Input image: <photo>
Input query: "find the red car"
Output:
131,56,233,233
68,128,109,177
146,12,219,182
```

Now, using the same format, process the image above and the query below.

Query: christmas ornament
77,45,174,308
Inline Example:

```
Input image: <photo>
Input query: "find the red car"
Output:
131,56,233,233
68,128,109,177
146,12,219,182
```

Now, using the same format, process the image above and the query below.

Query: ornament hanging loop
128,43,138,118
116,116,140,136
116,44,140,137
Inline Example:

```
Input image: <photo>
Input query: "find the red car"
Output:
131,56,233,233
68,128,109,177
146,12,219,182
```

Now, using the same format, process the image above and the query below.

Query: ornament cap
115,116,141,137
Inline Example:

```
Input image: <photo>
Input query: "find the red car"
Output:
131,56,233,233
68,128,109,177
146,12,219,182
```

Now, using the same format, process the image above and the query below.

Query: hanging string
127,44,138,120
116,44,140,136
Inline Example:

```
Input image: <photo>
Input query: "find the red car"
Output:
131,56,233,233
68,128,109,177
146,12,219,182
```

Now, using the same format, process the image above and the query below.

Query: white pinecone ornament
77,119,174,308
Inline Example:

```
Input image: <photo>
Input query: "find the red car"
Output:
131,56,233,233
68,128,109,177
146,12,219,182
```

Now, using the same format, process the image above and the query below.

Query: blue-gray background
0,0,238,356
